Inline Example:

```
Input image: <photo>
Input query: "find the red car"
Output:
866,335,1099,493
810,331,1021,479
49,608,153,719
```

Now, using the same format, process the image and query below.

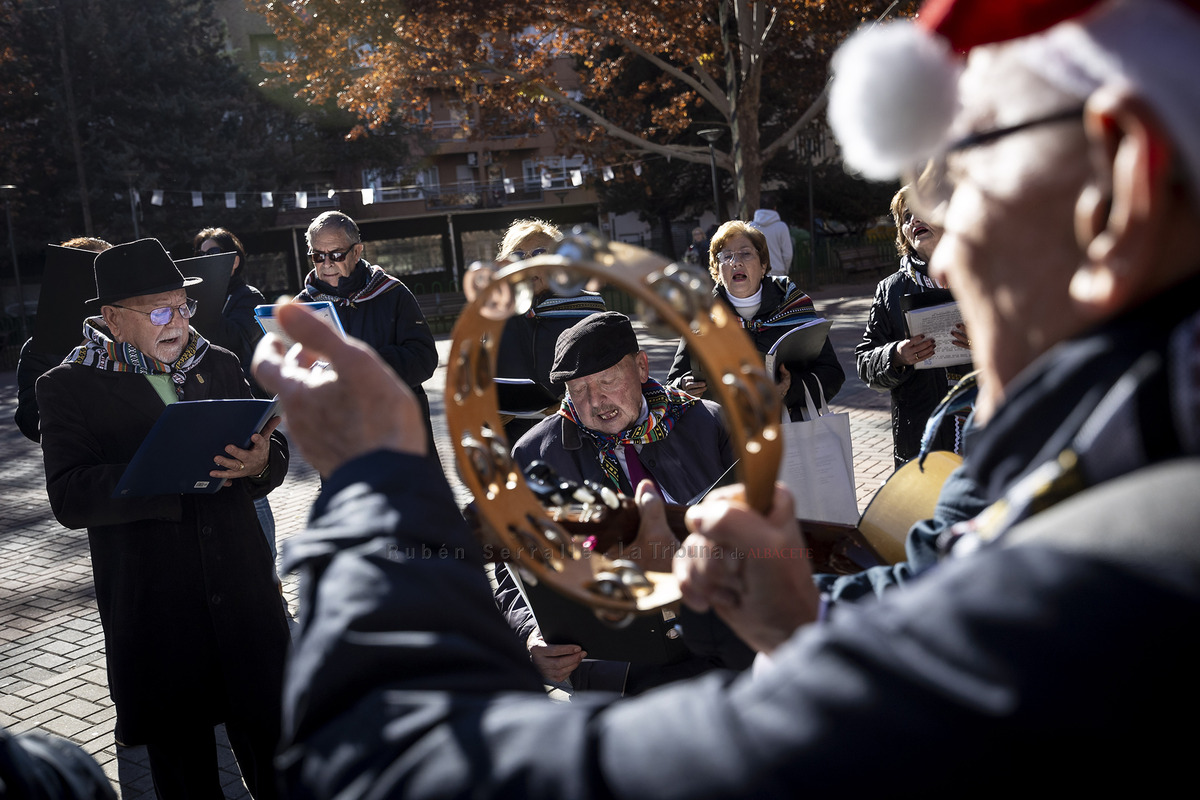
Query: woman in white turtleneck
667,220,845,421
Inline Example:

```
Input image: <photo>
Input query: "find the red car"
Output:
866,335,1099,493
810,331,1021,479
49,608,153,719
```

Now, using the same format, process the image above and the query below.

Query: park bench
416,291,468,334
833,245,894,279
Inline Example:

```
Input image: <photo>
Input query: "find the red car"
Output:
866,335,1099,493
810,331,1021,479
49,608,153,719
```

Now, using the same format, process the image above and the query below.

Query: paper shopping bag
777,383,859,525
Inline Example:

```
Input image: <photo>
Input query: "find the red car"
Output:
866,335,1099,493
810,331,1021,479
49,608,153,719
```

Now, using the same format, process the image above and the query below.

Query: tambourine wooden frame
445,230,782,615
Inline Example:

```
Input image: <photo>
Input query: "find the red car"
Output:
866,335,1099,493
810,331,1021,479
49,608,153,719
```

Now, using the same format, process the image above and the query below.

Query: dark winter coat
207,274,267,396
668,276,845,421
855,264,970,468
297,260,439,450
36,344,290,745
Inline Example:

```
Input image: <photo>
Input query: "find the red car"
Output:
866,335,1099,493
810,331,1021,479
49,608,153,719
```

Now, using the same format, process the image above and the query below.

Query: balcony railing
421,179,548,210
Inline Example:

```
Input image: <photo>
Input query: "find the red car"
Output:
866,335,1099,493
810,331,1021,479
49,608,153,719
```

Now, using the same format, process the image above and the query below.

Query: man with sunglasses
36,238,289,798
296,210,439,457
259,0,1200,795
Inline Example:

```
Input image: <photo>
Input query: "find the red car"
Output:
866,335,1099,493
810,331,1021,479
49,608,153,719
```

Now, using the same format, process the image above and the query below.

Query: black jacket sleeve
278,453,1200,799
855,274,911,391
492,562,540,645
15,338,58,443
665,337,693,389
375,284,439,389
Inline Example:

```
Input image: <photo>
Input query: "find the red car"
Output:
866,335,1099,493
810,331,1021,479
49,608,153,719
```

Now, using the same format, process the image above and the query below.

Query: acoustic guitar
520,450,963,577
501,453,962,663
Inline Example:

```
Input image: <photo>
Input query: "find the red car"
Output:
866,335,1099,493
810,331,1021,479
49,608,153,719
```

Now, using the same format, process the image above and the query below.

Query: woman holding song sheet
668,220,844,421
855,186,972,469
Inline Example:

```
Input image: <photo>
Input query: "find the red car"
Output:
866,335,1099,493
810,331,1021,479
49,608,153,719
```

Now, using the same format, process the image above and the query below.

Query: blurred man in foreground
260,0,1200,794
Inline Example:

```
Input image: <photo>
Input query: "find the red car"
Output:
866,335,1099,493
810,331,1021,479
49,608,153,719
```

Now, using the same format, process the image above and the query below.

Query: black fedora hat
88,238,203,305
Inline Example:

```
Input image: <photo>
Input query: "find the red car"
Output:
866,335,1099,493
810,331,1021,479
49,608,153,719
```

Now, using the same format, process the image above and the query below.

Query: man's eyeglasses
510,247,548,260
112,298,198,326
907,106,1085,227
309,246,358,264
716,248,757,266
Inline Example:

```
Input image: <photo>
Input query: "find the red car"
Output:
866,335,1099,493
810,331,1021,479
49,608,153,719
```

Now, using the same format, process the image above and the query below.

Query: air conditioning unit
467,153,478,167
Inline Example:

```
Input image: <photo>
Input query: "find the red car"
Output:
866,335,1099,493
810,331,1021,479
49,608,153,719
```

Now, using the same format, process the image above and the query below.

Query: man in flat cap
36,238,289,798
511,311,732,501
503,311,740,691
257,0,1200,792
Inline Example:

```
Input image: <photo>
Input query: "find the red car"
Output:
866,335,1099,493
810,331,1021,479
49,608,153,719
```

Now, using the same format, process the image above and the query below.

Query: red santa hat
918,0,1101,53
829,0,1200,185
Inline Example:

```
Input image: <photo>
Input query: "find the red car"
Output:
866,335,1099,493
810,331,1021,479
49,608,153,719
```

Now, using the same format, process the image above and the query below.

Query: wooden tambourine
445,226,782,619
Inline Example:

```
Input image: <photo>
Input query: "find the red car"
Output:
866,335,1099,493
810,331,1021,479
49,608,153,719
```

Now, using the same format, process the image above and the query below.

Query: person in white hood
749,192,793,277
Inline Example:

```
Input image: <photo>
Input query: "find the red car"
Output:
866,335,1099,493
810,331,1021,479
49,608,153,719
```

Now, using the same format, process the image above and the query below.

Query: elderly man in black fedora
36,238,289,799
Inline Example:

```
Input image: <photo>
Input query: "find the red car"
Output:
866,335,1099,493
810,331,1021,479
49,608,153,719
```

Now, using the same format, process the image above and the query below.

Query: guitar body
856,451,964,565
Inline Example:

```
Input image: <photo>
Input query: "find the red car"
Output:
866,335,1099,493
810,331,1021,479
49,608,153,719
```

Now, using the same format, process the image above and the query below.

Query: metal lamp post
803,131,826,287
0,185,29,340
697,128,724,223
117,170,140,239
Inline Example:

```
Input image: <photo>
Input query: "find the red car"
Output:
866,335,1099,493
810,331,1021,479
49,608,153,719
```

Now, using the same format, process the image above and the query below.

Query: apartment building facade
214,2,657,301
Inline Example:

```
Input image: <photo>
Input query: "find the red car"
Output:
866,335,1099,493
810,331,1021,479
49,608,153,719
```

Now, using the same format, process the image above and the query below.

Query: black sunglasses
309,246,358,264
196,247,224,256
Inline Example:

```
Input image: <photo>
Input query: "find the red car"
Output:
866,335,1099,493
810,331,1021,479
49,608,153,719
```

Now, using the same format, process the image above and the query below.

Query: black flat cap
549,311,640,384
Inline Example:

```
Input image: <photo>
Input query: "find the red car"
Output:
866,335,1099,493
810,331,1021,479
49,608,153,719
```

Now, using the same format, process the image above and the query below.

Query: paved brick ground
0,280,890,797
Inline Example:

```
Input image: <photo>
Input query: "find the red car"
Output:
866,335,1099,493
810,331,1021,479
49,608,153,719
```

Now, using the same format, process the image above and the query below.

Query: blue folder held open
112,398,279,498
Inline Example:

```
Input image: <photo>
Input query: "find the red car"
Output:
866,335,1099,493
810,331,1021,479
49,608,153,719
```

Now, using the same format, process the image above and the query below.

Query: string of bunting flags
125,157,658,209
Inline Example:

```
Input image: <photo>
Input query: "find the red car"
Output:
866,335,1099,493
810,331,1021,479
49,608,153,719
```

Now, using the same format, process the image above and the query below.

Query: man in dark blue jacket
256,0,1200,794
295,210,439,457
505,311,742,692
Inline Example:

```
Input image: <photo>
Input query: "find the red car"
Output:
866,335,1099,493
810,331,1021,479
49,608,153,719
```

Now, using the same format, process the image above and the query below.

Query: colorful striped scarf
559,377,695,490
302,262,401,307
739,279,818,334
65,317,209,398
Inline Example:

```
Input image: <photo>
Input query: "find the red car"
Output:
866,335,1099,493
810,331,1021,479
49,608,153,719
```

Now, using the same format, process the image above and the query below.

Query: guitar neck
565,501,884,576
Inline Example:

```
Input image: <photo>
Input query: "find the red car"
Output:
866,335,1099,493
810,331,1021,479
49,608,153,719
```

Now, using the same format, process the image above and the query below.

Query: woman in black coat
491,218,607,442
668,220,844,421
855,186,972,469
193,226,278,554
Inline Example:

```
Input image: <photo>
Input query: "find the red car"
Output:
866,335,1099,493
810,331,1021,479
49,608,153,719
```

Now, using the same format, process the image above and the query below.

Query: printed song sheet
903,301,972,370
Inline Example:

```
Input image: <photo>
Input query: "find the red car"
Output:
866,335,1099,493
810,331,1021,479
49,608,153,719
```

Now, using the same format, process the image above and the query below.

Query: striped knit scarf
66,317,209,398
302,262,400,307
528,290,607,319
740,280,818,334
559,378,695,490
900,254,943,289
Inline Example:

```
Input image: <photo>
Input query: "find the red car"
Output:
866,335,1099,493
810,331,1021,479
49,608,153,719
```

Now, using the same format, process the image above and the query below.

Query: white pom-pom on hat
828,21,962,181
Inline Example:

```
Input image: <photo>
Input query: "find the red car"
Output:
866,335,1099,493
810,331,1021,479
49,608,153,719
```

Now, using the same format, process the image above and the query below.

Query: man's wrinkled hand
674,483,820,655
209,416,281,486
251,302,426,478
